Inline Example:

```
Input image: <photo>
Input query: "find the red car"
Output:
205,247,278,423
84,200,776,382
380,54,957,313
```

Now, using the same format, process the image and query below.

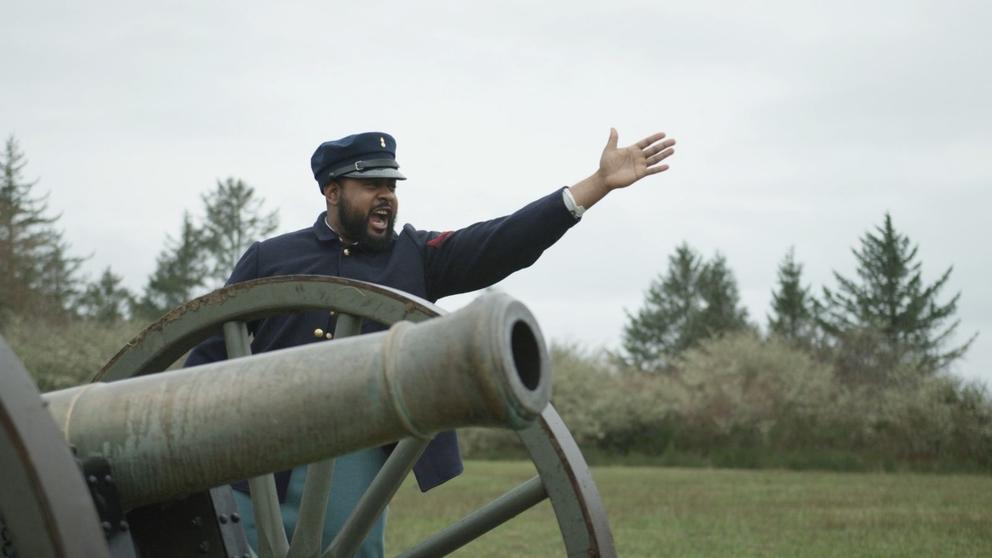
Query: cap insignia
379,136,386,148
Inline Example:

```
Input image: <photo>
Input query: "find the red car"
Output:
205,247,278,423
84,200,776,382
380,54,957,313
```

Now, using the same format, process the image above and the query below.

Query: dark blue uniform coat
186,187,578,494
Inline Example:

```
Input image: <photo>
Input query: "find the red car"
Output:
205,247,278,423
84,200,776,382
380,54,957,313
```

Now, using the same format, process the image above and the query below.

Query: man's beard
337,195,396,252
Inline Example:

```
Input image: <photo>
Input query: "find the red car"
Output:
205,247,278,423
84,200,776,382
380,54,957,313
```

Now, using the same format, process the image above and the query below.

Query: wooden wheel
87,275,616,557
0,337,111,558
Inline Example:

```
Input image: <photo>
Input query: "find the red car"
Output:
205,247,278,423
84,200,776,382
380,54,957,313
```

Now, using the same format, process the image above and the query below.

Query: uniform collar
313,212,339,242
312,211,399,248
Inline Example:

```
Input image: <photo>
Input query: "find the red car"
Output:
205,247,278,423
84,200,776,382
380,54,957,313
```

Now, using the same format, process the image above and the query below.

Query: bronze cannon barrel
43,292,549,510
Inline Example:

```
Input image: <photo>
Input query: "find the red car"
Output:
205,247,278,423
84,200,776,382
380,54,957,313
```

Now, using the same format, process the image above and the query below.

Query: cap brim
341,168,407,180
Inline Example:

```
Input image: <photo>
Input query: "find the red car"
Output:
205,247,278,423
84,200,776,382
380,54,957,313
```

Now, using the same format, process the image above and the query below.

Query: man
186,128,676,556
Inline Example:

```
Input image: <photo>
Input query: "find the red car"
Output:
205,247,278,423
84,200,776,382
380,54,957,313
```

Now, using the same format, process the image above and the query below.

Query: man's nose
376,185,396,201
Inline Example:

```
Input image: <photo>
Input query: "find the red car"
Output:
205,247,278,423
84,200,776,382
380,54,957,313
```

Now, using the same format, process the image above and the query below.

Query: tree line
464,222,986,472
621,222,976,385
0,135,277,326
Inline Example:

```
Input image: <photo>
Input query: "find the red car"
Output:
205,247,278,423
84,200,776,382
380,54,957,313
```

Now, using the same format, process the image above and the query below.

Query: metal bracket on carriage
124,487,252,558
79,456,138,557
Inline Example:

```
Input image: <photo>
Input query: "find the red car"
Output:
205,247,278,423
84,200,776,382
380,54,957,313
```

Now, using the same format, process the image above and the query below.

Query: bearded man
186,129,676,557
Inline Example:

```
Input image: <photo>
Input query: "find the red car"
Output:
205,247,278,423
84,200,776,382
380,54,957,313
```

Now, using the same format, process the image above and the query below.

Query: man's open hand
597,128,676,190
567,128,677,210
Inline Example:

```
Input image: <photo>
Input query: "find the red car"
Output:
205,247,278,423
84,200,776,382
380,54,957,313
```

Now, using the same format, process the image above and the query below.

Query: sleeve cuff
562,187,586,220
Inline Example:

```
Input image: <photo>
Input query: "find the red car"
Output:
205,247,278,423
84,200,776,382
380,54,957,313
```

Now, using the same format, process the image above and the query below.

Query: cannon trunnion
0,276,616,558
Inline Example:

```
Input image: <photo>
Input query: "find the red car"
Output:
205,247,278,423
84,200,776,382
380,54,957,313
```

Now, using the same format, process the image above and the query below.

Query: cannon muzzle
43,292,549,510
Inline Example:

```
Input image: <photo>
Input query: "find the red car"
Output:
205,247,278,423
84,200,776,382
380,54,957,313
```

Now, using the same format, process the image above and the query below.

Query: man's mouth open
369,207,391,235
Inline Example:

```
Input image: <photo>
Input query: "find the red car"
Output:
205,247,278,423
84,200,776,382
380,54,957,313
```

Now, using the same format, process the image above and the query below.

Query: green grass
387,461,992,557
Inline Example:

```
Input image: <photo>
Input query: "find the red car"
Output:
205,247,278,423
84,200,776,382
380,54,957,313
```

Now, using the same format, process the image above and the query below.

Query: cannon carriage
0,277,615,557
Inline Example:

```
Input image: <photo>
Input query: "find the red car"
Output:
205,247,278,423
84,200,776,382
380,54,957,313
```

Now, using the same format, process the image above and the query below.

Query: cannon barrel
43,292,549,510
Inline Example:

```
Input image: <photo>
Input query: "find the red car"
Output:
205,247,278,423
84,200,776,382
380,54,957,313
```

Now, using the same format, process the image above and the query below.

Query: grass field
386,460,992,557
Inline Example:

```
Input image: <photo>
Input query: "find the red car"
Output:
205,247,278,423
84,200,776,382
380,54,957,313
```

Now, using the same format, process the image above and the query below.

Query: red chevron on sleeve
427,231,454,248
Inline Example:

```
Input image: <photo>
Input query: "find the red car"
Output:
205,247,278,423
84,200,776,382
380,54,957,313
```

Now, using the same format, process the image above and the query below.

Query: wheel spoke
395,476,548,558
287,313,363,558
286,460,335,558
248,475,290,558
321,437,429,558
224,321,289,558
331,312,363,340
222,320,252,359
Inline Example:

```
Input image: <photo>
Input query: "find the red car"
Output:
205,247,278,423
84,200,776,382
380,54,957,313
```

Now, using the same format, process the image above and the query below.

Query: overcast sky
4,0,990,386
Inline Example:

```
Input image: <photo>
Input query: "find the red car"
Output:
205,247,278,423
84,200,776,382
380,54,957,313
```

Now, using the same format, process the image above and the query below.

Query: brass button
313,328,324,338
343,248,351,256
325,332,334,339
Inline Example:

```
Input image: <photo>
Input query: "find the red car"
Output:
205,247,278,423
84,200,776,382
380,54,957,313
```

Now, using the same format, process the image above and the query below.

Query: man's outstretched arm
423,128,676,300
568,128,676,210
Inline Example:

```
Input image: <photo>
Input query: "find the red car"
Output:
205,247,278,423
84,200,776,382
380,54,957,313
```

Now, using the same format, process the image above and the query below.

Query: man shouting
187,128,676,557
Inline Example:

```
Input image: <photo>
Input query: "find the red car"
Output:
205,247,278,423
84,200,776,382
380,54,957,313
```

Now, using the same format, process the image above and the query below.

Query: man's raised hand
567,128,677,210
597,128,676,190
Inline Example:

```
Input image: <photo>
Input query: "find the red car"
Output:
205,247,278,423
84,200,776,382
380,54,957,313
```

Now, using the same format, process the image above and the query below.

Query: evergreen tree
821,213,975,374
200,177,278,285
79,267,133,323
767,247,814,343
622,243,749,371
623,243,701,370
133,212,208,319
697,253,750,336
35,233,86,316
0,135,83,321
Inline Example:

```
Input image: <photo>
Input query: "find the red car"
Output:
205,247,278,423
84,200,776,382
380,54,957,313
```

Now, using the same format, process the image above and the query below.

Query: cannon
0,277,616,557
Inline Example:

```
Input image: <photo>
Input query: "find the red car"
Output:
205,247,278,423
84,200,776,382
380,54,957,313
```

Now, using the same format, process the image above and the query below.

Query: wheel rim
0,336,111,558
95,275,616,557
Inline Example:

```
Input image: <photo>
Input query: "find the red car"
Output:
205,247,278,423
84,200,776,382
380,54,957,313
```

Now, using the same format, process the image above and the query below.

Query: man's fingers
643,138,676,157
645,147,675,166
607,127,619,150
645,163,670,175
635,132,667,149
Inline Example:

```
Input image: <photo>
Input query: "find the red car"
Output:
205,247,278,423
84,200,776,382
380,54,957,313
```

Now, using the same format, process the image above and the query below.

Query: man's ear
323,180,340,205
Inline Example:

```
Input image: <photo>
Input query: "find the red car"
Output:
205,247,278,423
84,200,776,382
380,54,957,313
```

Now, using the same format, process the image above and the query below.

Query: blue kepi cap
311,132,406,191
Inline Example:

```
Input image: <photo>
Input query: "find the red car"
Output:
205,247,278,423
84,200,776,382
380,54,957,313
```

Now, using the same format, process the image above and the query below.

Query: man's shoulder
399,223,448,245
257,226,317,248
399,222,429,239
247,224,322,270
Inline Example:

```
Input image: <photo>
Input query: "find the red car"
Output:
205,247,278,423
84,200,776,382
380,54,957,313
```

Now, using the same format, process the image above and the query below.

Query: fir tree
79,267,133,323
622,243,750,371
133,212,208,319
200,177,278,285
767,247,814,343
35,233,86,316
0,135,83,321
622,243,701,370
697,253,750,337
821,213,975,374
